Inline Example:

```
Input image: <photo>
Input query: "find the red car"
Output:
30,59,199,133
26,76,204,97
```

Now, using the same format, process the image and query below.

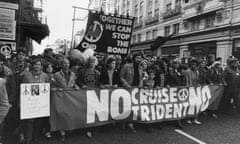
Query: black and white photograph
1,0,240,144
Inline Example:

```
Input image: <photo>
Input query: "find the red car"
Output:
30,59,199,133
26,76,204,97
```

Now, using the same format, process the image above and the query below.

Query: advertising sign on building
20,83,50,120
0,8,16,40
76,11,135,55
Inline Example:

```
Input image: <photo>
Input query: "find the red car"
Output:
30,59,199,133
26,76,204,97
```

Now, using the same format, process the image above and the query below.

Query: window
146,31,152,40
183,21,189,30
166,3,172,11
205,15,215,28
234,39,240,52
148,11,152,17
140,1,144,15
148,0,153,9
137,33,142,42
140,15,143,21
216,11,223,23
135,5,138,15
133,35,136,43
164,26,170,36
153,29,158,39
154,8,159,16
173,23,180,34
175,0,181,7
191,20,200,31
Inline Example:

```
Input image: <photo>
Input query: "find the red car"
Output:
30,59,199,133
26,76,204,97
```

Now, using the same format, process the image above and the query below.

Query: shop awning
20,23,50,44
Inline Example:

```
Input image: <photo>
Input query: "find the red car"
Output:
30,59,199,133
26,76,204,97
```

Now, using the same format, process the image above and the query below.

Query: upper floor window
140,1,144,15
173,23,180,34
153,29,158,39
154,8,159,16
132,35,136,43
148,11,152,17
191,20,200,31
176,0,181,7
137,33,142,42
164,26,170,36
146,31,152,40
205,15,215,28
166,3,172,11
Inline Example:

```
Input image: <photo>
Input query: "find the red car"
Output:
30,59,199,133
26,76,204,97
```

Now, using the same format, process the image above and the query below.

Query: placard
20,83,50,120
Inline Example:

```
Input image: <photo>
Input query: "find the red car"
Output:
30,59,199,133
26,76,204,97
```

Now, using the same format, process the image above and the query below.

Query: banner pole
71,6,76,49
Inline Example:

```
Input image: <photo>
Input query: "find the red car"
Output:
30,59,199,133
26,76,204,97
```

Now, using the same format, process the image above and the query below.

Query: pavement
2,113,240,144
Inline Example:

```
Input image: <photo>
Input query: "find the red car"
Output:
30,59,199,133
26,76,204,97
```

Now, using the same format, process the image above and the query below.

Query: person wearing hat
222,57,240,114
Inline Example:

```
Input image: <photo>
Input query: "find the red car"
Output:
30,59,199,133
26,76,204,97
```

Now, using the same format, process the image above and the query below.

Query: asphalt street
3,113,240,144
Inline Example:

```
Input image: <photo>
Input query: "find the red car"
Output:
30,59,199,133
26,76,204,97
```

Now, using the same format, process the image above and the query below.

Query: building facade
89,0,240,62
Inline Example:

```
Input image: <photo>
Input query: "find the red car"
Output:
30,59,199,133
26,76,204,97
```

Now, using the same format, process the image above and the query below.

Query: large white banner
20,83,50,120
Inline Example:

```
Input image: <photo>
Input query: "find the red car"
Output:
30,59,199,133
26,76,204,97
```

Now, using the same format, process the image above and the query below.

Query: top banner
76,11,135,55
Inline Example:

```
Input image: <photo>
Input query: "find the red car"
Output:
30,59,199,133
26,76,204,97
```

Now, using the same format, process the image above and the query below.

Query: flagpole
71,6,89,49
71,7,76,49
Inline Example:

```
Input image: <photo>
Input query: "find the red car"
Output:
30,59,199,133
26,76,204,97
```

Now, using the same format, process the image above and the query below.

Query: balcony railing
145,14,159,25
163,6,182,19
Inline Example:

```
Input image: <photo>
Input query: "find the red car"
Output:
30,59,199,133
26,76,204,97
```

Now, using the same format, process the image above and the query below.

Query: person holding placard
19,58,48,144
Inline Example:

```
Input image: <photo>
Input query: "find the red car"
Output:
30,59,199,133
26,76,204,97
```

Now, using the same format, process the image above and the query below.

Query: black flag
75,11,135,55
151,33,174,51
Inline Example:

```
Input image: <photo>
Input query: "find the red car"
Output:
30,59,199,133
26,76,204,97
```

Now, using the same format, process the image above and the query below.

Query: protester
186,59,201,125
139,59,149,87
19,58,49,144
53,58,79,89
166,60,185,86
165,60,185,129
99,57,120,88
77,56,100,138
0,55,11,144
53,58,79,141
198,60,208,85
120,53,143,133
77,56,100,89
222,57,240,114
7,49,29,143
206,61,225,118
42,48,55,66
143,68,155,88
153,59,166,88
43,62,54,82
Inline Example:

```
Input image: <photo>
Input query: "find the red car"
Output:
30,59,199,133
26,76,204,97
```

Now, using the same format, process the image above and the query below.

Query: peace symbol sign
0,45,12,56
85,20,103,43
178,88,189,101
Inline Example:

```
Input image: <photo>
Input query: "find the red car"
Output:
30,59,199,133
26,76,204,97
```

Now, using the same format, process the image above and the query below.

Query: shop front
189,41,217,59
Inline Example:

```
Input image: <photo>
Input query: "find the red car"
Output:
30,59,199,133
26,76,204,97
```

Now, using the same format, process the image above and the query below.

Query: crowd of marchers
0,48,240,144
